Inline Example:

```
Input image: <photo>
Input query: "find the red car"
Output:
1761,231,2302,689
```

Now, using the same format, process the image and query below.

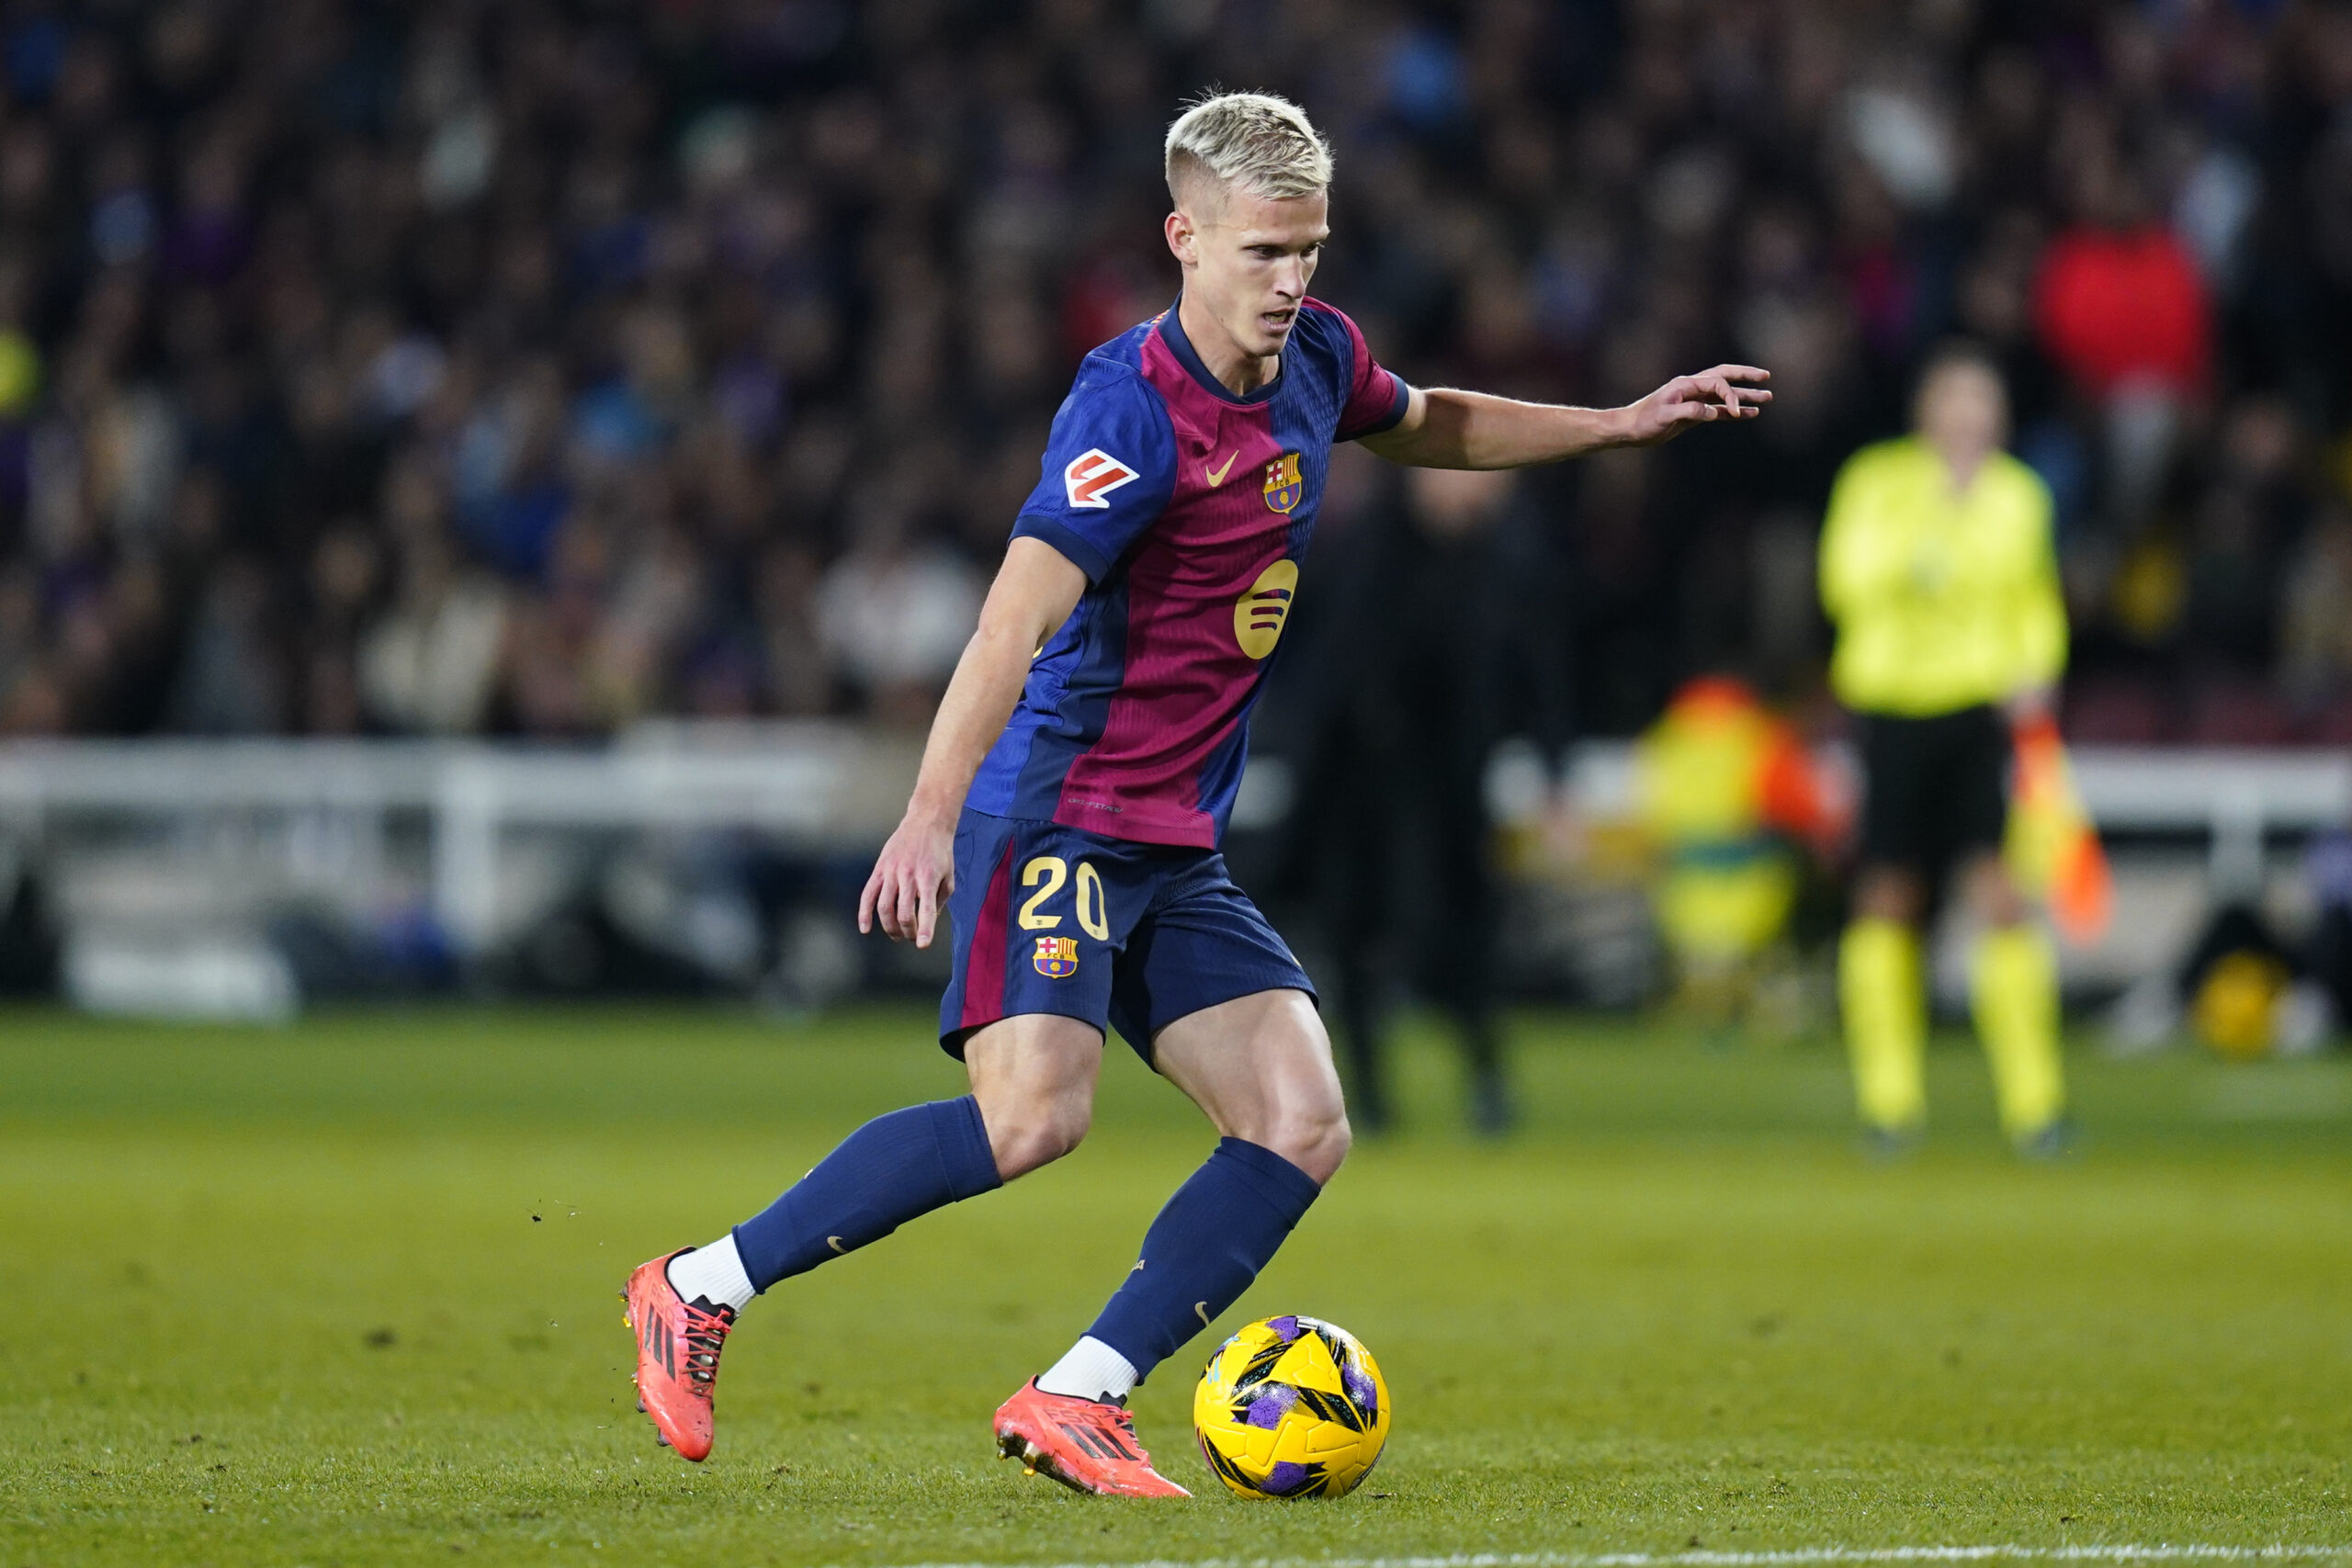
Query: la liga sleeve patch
1011,353,1176,583
1063,448,1140,510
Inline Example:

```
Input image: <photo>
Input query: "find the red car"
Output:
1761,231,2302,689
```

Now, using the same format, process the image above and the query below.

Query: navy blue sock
731,1097,1002,1292
1086,1137,1323,1382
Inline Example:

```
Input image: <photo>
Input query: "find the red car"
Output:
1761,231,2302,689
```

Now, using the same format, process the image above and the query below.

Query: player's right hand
1621,365,1771,445
859,808,956,948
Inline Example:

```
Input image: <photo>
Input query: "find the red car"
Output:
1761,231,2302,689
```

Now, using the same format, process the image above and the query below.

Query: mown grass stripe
878,1547,2352,1568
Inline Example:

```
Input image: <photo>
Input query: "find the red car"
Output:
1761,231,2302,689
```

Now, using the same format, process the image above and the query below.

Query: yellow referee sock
1970,923,2065,1142
1839,918,1926,1134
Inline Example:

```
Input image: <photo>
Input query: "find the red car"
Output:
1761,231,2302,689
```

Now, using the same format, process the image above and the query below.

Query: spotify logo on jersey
1233,559,1299,660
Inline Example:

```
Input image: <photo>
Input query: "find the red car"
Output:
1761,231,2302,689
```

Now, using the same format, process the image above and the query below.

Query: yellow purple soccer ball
1193,1314,1389,1498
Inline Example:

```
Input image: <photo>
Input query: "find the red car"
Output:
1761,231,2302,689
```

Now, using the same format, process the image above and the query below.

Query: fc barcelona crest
1262,452,1304,513
1033,935,1080,978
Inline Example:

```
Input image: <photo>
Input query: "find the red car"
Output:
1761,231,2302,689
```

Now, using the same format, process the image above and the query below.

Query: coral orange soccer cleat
622,1251,735,1461
992,1378,1191,1497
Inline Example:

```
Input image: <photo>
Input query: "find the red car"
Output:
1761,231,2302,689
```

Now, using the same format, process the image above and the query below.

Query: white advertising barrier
0,733,2339,963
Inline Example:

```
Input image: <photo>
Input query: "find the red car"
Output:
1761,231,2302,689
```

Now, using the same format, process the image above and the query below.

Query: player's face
1170,186,1329,361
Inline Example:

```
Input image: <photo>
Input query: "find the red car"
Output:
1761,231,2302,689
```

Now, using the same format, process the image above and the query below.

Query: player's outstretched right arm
858,538,1088,949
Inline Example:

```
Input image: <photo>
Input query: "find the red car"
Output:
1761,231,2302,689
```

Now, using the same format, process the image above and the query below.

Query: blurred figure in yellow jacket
1818,344,2071,1155
1636,676,1838,1032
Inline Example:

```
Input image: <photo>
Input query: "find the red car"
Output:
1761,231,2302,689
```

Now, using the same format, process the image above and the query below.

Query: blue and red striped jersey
965,297,1408,848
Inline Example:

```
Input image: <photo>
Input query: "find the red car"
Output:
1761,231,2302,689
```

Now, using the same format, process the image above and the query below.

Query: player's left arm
1357,369,1770,469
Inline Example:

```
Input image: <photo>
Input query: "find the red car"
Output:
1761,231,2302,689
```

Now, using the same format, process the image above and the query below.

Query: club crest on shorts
1262,452,1303,513
1032,935,1080,978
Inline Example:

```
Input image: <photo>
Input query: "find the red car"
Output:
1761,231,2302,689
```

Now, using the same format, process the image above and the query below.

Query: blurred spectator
1278,464,1570,1135
2279,507,2352,729
2035,170,2212,405
358,526,505,734
816,499,982,728
0,2,2336,745
2033,146,2211,529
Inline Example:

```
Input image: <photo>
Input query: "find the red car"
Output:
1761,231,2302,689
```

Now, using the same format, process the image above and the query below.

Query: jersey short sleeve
1011,362,1178,583
1329,306,1411,442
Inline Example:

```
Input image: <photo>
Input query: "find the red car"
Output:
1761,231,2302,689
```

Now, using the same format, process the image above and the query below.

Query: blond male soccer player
1819,344,2068,1156
623,92,1769,1496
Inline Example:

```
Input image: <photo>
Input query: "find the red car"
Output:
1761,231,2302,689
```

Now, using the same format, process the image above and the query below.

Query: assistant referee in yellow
1818,343,2069,1155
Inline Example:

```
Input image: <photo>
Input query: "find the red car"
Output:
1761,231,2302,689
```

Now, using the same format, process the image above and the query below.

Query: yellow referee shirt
1817,436,2067,717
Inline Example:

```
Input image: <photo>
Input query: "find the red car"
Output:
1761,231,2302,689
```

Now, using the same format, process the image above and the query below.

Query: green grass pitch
2,1004,2348,1566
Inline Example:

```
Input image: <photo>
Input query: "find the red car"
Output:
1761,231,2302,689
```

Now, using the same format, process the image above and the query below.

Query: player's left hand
1621,366,1771,446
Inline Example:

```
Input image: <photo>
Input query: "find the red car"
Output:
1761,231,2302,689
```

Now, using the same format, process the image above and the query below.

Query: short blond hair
1164,90,1332,207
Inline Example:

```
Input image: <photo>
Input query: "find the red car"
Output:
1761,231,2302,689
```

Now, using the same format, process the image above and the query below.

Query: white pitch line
873,1548,2352,1568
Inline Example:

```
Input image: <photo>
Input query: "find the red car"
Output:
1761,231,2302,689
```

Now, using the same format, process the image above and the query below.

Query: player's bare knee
1305,1110,1352,1184
1265,1094,1350,1185
966,1018,1102,1179
981,1090,1091,1180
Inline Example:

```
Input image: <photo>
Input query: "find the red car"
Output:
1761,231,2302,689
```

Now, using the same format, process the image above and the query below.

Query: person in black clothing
1276,464,1571,1135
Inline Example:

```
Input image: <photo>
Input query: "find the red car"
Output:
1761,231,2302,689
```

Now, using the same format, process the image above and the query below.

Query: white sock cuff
1035,1335,1139,1404
664,1234,757,1313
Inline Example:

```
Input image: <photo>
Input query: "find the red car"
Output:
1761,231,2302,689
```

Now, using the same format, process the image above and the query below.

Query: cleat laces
676,1303,735,1401
1081,1402,1146,1457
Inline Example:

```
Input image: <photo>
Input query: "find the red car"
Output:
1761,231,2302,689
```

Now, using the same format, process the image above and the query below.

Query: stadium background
2,4,2349,1565
2,0,2347,744
0,0,2341,1021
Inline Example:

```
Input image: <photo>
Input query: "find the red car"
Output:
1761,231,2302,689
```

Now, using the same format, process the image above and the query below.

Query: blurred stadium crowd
3,0,2352,741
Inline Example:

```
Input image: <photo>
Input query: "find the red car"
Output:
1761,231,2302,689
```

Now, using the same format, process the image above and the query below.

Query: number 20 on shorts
1017,856,1110,941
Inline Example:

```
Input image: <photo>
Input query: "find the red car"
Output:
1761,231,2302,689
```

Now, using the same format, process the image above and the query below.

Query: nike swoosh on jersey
1204,452,1238,487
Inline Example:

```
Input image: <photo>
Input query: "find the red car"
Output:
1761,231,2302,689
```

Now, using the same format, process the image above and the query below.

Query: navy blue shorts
938,808,1315,1065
